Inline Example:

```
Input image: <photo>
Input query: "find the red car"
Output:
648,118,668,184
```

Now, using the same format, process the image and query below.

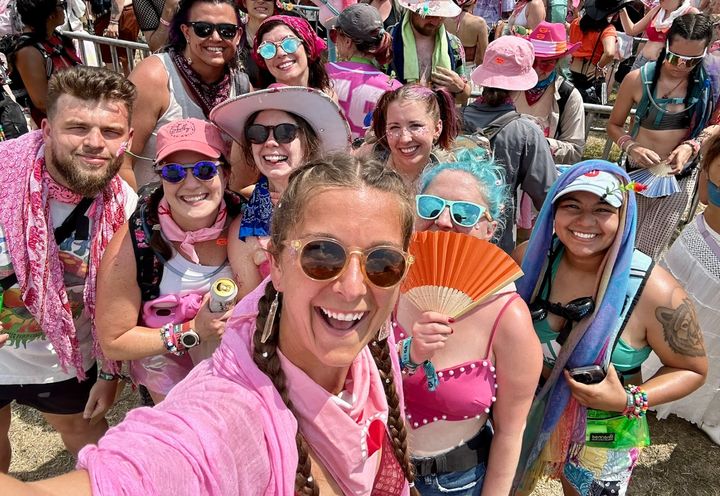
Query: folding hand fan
628,162,680,198
400,231,523,318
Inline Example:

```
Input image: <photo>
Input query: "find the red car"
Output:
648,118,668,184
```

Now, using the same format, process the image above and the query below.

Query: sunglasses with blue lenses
155,161,221,184
257,36,303,59
187,21,239,40
416,194,491,227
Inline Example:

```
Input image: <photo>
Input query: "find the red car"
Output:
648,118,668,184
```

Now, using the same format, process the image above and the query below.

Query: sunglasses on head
665,41,707,68
187,21,239,40
155,161,221,183
416,194,491,228
246,123,299,145
257,36,303,59
286,237,413,288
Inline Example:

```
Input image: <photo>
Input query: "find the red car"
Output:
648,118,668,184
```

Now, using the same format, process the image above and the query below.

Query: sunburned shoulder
128,54,169,85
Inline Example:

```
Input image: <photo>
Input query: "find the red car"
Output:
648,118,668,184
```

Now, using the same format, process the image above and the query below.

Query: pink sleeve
77,363,272,496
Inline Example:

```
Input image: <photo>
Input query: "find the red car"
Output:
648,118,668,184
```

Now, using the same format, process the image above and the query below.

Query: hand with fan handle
406,311,454,364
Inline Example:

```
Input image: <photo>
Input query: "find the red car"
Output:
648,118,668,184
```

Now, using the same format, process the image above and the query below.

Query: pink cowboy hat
527,21,581,60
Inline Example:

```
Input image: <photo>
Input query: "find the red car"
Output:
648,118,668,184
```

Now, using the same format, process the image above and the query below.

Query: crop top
645,12,669,43
393,294,519,429
639,94,693,131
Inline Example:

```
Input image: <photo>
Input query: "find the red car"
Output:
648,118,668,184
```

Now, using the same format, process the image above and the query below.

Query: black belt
412,426,492,477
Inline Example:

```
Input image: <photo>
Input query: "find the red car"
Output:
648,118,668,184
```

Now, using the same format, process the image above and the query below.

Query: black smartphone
568,365,606,385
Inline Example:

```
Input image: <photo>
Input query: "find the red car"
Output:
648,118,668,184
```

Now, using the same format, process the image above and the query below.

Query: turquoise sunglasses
257,36,302,60
416,194,491,227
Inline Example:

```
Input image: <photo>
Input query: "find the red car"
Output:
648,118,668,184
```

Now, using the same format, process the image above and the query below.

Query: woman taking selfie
607,13,714,259
0,154,420,495
394,149,542,495
513,161,707,495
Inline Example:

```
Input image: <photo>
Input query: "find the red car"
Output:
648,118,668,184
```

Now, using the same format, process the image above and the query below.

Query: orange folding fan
401,231,523,318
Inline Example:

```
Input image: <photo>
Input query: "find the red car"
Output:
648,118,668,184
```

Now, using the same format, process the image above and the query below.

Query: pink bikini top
393,293,519,429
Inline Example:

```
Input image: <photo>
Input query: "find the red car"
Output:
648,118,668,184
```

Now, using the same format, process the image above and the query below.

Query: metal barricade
61,30,151,73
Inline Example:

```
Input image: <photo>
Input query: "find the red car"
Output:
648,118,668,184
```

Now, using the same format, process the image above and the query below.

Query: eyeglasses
155,161,221,183
416,194,492,227
385,124,429,140
257,36,303,59
665,42,707,68
186,22,239,40
245,123,299,144
286,237,413,288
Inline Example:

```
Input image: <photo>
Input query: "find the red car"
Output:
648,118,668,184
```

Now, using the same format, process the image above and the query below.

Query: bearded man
0,66,138,472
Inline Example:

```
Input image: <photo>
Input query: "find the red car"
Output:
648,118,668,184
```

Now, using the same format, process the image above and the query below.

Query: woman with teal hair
393,148,543,495
512,160,707,495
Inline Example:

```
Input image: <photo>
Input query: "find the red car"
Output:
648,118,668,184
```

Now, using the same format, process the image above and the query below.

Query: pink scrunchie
252,15,327,69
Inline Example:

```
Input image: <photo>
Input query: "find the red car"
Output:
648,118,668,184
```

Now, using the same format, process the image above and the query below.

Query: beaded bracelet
622,384,648,418
160,323,185,356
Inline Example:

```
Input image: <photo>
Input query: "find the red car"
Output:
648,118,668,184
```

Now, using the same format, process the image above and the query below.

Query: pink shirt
327,61,402,140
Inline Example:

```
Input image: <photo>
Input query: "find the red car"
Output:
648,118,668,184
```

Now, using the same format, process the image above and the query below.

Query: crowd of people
0,0,719,494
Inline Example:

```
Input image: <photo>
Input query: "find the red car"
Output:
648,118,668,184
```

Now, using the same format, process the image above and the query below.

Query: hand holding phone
568,365,606,385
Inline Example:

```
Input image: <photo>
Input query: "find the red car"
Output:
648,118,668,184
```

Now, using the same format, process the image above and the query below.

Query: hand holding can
208,278,238,313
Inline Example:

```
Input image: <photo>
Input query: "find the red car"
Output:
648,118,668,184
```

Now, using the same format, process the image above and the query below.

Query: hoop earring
261,291,280,344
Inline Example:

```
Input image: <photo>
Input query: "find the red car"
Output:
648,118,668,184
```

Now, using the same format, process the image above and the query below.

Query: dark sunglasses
286,237,413,288
245,123,299,145
257,36,302,59
416,194,491,228
187,22,239,40
665,41,706,68
155,161,221,183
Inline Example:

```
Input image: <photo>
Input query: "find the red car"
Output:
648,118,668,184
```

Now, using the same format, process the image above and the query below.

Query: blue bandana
708,178,720,207
238,175,273,241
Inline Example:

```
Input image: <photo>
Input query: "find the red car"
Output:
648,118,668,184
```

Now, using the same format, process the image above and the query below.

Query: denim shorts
413,462,486,495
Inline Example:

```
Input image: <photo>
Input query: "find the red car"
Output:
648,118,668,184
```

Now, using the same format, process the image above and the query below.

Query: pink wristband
159,17,171,27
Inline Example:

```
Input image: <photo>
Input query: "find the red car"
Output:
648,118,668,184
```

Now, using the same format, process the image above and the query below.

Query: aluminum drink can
208,278,238,313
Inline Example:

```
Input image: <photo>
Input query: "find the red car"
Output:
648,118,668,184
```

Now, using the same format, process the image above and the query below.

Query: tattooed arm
634,265,707,406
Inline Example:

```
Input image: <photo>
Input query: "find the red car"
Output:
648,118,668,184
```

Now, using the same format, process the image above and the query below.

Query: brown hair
702,134,720,173
371,84,459,151
251,153,419,495
46,66,137,120
241,110,321,171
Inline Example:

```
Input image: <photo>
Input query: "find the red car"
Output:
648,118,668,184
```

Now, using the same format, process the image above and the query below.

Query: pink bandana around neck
157,197,227,264
0,131,128,379
278,344,391,495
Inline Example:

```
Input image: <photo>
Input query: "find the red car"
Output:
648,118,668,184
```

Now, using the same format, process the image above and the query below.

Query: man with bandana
0,66,138,472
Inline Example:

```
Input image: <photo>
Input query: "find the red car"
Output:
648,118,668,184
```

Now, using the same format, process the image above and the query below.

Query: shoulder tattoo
655,297,705,357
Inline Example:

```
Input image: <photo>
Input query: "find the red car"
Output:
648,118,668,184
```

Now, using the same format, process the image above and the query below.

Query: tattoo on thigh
655,297,705,357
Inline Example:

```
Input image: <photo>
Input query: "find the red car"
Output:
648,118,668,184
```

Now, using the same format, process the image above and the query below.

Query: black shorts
0,363,98,415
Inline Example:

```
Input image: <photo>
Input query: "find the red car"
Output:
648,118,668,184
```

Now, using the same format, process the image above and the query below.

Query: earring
261,291,280,344
377,320,390,341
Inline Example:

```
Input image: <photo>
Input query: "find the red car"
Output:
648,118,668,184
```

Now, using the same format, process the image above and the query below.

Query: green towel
401,10,452,83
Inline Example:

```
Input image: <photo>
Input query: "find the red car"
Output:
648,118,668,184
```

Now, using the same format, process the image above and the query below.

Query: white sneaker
700,423,720,446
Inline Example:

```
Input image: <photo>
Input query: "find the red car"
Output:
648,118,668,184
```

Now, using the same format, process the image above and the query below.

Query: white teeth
278,61,294,70
183,194,207,202
206,47,223,52
263,155,288,162
572,231,597,239
320,307,365,322
400,146,419,154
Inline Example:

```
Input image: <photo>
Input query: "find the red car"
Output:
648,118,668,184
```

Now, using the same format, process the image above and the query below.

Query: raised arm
619,5,659,37
526,0,546,31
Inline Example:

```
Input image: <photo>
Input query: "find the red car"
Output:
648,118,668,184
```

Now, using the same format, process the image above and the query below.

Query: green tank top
532,249,652,373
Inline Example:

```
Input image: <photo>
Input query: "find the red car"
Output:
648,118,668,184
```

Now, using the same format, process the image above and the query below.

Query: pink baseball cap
471,36,538,91
155,118,228,162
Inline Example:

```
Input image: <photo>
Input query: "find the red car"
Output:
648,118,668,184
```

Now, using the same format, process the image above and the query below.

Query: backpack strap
129,201,164,302
484,111,522,143
610,250,655,373
556,79,574,138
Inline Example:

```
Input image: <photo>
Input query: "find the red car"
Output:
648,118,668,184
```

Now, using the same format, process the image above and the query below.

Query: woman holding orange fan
392,148,542,495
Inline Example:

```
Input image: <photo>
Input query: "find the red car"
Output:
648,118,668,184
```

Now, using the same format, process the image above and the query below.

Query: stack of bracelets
398,337,439,391
622,384,649,419
160,322,190,356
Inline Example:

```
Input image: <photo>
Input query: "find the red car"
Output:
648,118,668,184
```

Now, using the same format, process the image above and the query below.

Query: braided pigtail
369,339,420,495
251,282,319,496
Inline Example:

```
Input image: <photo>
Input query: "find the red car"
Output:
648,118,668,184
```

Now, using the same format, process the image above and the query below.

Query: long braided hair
250,153,420,495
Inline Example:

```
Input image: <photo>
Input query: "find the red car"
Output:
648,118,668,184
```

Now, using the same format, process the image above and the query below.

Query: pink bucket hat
528,21,581,59
471,36,538,91
155,118,228,162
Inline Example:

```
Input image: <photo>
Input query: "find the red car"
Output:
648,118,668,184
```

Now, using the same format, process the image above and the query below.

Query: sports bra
645,12,669,43
639,94,693,131
393,293,519,429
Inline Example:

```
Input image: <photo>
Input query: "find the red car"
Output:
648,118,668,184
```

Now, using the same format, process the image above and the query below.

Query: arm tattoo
655,297,705,357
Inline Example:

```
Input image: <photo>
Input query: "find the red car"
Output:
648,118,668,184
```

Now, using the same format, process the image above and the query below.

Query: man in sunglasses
390,0,472,103
0,66,138,472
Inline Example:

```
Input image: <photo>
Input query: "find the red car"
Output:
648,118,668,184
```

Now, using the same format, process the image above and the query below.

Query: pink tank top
393,294,519,429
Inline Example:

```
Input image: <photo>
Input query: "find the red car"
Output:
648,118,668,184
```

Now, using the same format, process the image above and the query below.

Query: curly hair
251,153,419,495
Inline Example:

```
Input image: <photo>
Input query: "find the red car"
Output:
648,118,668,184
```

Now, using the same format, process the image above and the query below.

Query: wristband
98,370,118,381
622,384,648,418
617,134,632,150
682,139,700,157
159,17,171,27
109,19,120,24
400,338,420,374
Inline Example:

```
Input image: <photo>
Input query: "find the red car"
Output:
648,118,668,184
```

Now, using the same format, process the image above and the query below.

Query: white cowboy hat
397,0,461,18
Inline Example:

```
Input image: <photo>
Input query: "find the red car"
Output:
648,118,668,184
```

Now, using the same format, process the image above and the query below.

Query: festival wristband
159,17,171,27
400,338,420,374
682,139,701,157
98,370,118,381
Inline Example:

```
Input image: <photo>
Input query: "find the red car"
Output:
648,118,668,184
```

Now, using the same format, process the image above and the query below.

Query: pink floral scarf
0,131,128,379
157,197,227,264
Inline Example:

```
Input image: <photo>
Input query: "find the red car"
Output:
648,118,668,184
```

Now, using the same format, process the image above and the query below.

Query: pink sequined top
393,294,519,429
